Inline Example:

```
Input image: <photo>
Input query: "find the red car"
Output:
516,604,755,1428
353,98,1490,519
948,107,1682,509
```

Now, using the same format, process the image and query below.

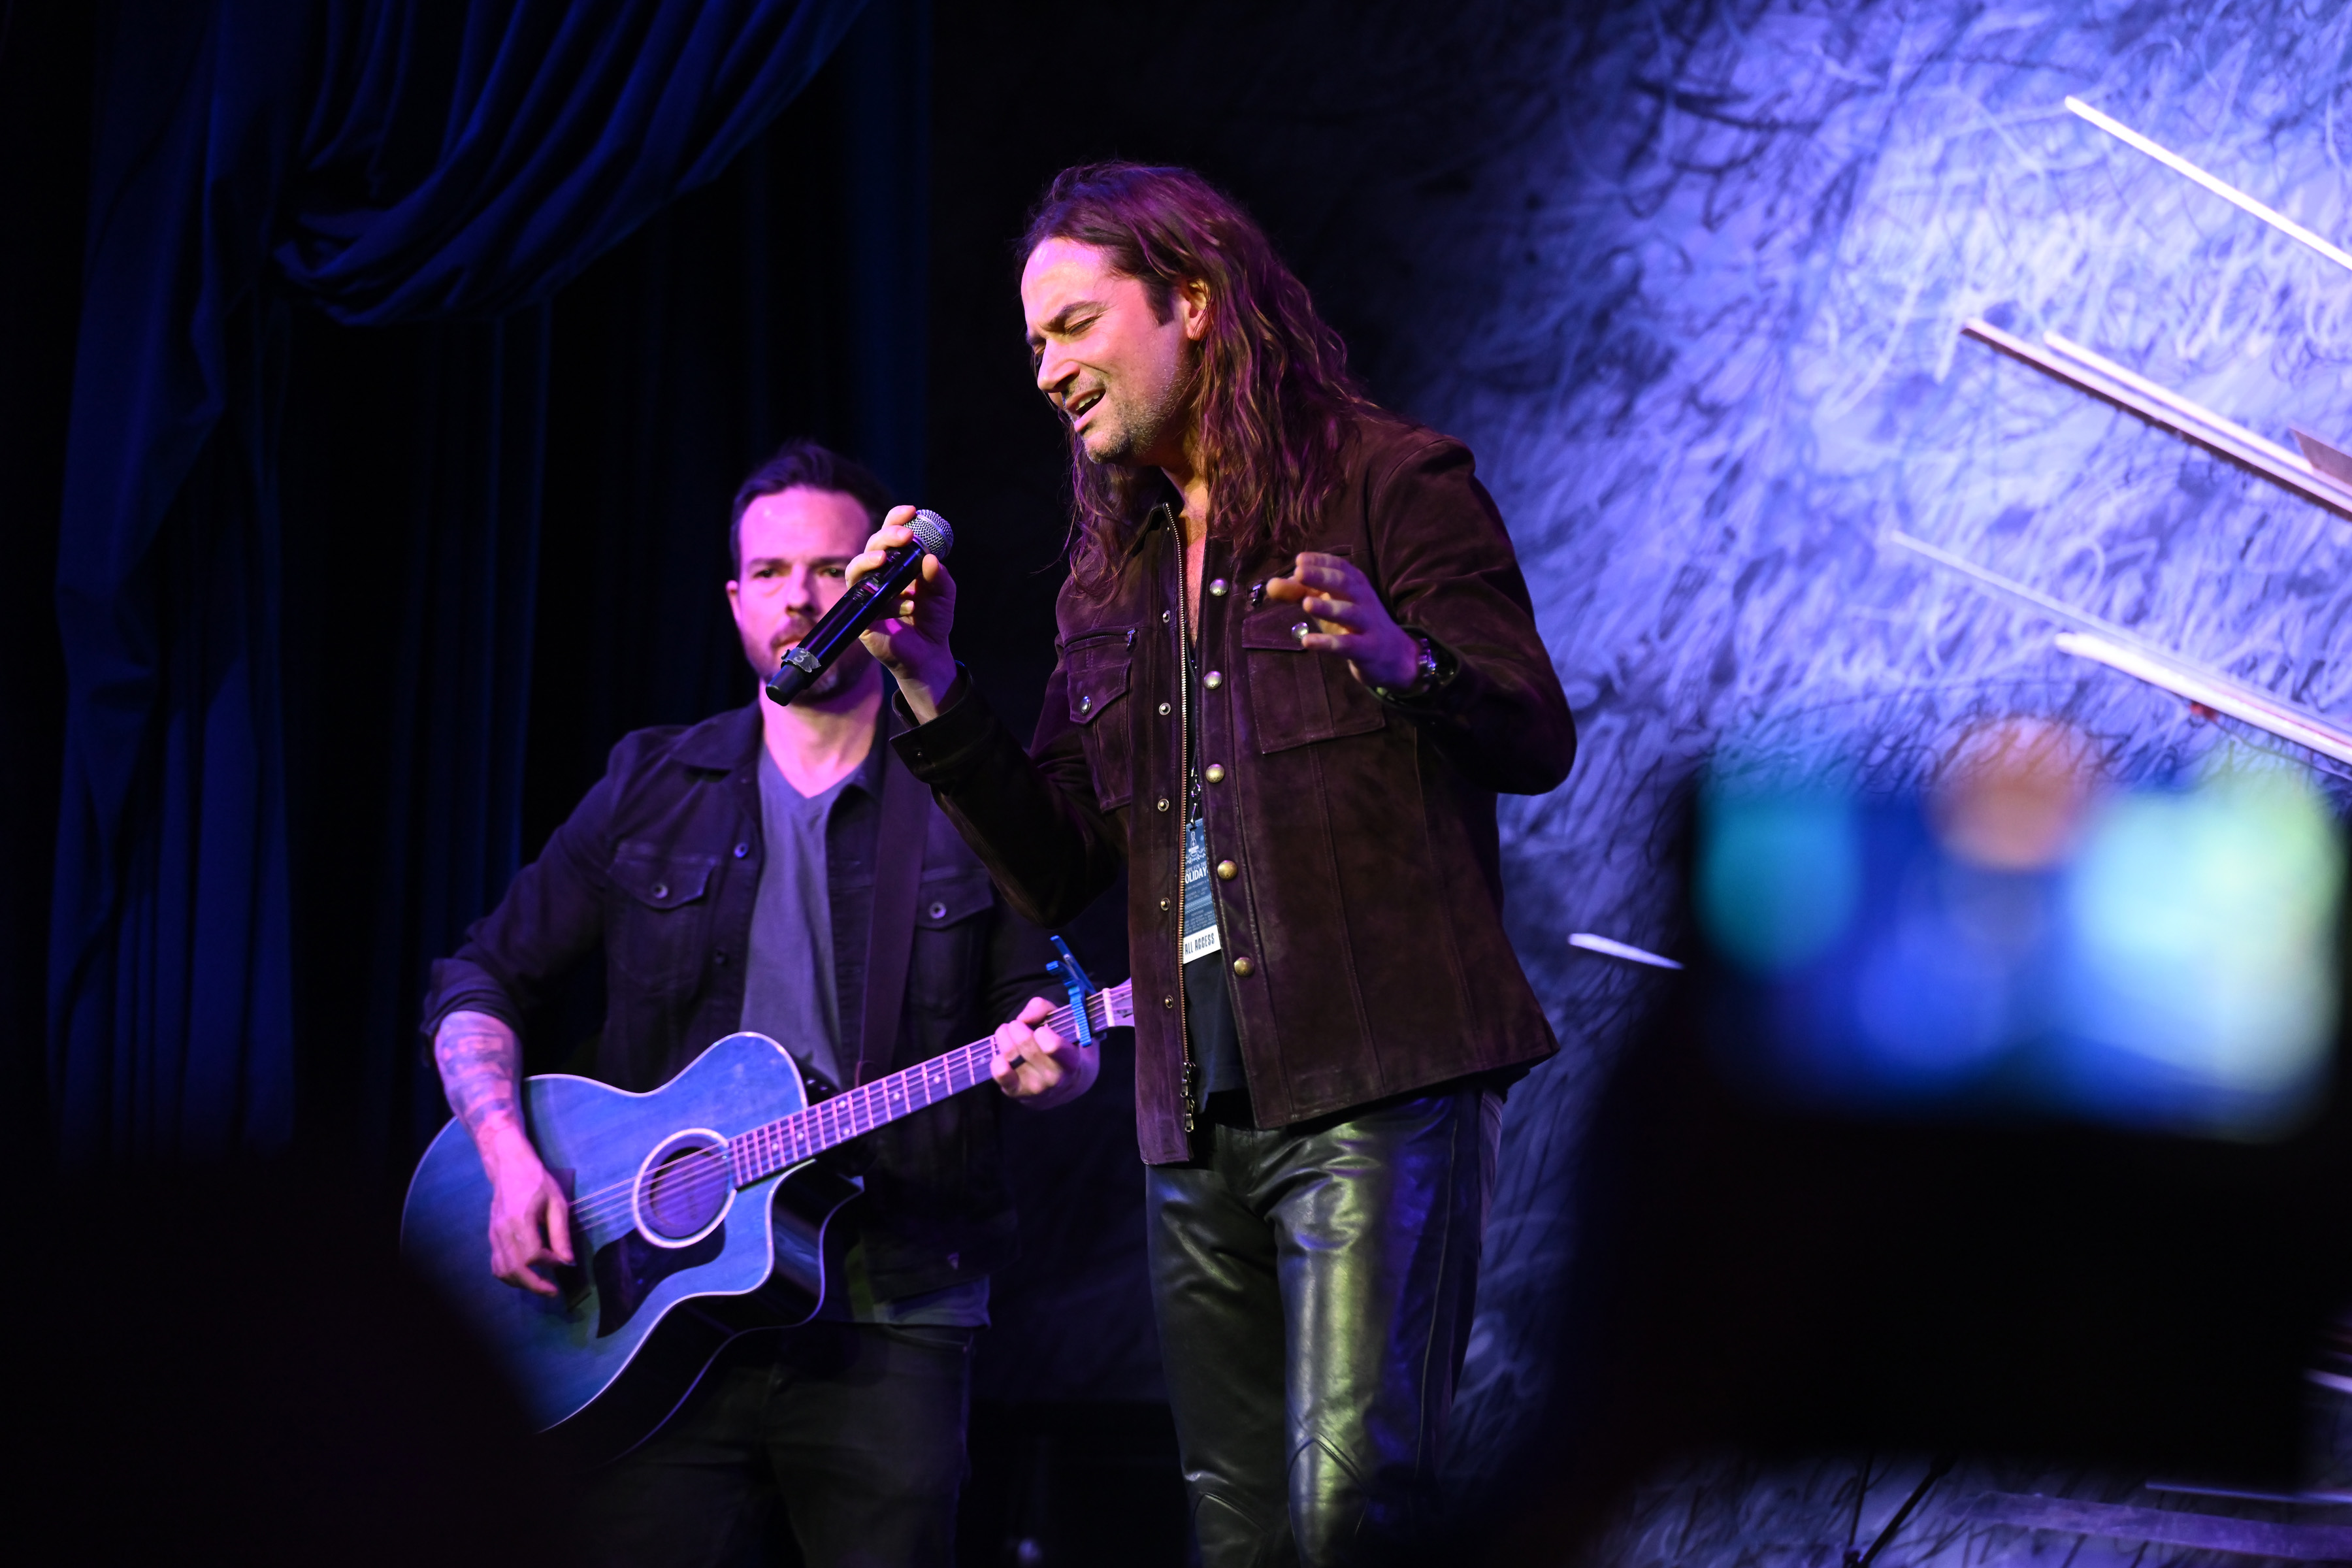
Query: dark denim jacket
422,702,1056,1299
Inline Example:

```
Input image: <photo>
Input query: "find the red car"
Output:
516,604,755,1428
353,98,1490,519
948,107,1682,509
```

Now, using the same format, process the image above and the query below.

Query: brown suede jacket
894,414,1575,1164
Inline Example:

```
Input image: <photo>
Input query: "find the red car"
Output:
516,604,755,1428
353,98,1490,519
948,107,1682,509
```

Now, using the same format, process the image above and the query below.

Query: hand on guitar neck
433,1009,575,1298
989,994,1098,1111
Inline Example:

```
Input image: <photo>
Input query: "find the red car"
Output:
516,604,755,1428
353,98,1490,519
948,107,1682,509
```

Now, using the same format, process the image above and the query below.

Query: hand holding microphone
811,504,965,721
766,505,958,708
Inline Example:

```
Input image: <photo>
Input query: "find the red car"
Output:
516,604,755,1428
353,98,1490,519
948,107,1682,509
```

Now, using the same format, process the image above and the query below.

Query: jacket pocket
907,869,998,1020
608,842,721,994
1062,626,1139,808
1239,607,1387,755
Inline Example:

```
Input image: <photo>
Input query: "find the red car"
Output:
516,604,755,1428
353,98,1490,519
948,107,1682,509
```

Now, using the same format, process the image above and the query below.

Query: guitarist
420,439,1094,1568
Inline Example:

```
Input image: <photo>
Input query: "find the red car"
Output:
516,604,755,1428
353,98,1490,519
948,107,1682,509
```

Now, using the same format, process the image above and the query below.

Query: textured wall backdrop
1373,0,2352,1482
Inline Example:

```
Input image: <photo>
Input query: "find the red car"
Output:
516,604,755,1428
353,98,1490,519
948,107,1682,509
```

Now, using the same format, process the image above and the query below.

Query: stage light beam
2065,96,2352,277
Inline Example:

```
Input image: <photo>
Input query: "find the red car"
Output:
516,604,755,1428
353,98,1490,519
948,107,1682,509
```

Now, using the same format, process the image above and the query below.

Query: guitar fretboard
725,981,1132,1187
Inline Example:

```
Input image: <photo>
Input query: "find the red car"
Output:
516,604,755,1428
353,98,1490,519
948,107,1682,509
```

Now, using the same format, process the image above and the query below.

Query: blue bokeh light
1699,766,2342,1139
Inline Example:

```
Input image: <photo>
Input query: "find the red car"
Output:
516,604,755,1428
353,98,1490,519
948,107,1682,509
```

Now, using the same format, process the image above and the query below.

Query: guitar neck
727,980,1134,1187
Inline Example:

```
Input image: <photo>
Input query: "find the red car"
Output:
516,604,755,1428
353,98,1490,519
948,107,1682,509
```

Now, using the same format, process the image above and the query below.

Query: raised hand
851,504,962,722
1262,551,1422,691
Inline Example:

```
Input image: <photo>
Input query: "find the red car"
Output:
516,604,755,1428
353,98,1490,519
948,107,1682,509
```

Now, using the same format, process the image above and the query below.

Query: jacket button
1159,896,1171,911
928,901,948,919
1158,702,1171,715
1163,995,1176,1008
1156,797,1171,812
1203,670,1223,689
1078,694,1092,713
714,951,729,966
1162,610,1171,623
1231,957,1254,977
651,883,670,900
1209,578,1228,596
1292,621,1310,643
1204,764,1226,784
733,843,749,858
1215,860,1237,881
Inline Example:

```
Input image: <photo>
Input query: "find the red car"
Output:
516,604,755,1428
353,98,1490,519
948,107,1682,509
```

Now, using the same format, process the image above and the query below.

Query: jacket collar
1132,502,1173,559
676,700,763,771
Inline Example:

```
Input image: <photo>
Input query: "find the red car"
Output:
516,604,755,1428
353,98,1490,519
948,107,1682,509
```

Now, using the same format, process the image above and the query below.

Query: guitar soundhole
633,1130,733,1245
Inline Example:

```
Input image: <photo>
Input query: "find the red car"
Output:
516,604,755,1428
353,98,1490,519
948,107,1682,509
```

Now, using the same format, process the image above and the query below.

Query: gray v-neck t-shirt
740,745,859,1093
736,734,988,1328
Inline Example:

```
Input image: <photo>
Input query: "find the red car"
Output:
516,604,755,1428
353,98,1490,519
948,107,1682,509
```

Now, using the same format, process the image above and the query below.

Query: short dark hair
728,439,895,576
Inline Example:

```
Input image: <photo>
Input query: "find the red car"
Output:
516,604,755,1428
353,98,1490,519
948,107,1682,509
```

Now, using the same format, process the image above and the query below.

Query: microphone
764,508,955,707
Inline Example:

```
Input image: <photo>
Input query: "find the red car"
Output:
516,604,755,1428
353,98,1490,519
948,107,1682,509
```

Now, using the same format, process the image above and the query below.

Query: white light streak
1568,932,1684,970
1957,319,2350,517
1886,534,2352,774
2042,333,2307,471
2054,633,2352,767
2065,96,2352,276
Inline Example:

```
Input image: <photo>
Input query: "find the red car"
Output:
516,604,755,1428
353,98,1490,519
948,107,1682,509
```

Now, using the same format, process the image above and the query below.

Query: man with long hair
857,163,1575,1562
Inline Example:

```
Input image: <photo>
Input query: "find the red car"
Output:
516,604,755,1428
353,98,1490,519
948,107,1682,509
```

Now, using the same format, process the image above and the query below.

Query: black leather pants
1147,1084,1501,1567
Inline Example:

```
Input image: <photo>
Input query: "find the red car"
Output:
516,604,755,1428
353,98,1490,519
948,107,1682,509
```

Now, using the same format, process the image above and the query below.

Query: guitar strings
580,983,1115,1233
566,985,1110,1230
562,1042,988,1235
563,1030,1015,1233
556,990,1115,1239
563,1012,1070,1236
562,1036,998,1235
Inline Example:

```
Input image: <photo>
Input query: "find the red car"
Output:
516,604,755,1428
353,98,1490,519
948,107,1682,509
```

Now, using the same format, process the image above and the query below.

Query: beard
1079,356,1195,468
745,623,875,704
797,640,874,702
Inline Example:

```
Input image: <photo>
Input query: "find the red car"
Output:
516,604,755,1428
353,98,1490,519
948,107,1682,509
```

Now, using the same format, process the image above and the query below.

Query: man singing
421,440,1089,1568
857,164,1575,1563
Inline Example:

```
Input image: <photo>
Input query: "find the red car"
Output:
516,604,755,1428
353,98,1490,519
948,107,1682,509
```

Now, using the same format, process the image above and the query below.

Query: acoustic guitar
400,942,1132,1461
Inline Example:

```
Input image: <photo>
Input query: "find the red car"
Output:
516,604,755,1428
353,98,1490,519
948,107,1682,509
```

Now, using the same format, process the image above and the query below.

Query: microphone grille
907,509,955,560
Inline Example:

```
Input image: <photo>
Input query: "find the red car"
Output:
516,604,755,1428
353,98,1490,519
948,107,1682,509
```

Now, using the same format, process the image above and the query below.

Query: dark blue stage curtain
52,0,870,1161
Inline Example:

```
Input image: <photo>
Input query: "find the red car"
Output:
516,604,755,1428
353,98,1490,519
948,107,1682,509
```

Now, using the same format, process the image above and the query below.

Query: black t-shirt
1180,626,1247,1109
1186,944,1244,1102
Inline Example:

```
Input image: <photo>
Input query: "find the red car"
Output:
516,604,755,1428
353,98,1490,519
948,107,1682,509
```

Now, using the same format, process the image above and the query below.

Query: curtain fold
346,308,551,1177
53,0,870,1160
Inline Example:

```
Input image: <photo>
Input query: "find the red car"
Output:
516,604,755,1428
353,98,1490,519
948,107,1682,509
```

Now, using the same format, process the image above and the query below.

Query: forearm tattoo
436,1018,523,1141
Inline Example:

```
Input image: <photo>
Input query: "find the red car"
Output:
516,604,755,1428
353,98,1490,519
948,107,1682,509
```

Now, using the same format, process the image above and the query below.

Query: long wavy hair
1020,163,1371,593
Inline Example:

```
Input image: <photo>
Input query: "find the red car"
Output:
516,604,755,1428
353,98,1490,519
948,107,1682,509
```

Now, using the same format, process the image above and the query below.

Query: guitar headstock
1101,981,1137,1030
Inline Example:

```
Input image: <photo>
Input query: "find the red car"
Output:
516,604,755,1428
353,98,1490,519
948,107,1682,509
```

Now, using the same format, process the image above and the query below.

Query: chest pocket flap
1062,627,1136,726
1239,606,1386,753
916,870,995,928
1059,626,1139,809
611,844,718,909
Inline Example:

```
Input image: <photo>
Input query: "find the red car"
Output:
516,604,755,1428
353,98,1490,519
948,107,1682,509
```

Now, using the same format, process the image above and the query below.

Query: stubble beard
799,643,874,702
751,625,875,703
1083,355,1196,472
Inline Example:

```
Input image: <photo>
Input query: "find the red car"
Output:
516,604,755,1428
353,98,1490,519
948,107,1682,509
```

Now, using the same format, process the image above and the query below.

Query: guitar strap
855,724,931,1087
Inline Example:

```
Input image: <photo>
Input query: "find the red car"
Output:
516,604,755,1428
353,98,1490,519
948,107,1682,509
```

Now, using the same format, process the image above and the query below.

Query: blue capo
1046,935,1098,1049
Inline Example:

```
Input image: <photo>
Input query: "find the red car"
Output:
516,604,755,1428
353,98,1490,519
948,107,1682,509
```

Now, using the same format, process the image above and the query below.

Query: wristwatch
1373,634,1452,704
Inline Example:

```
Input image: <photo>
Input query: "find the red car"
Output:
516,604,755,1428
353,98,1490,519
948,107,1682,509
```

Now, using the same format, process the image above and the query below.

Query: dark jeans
1147,1085,1501,1568
578,1321,974,1568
